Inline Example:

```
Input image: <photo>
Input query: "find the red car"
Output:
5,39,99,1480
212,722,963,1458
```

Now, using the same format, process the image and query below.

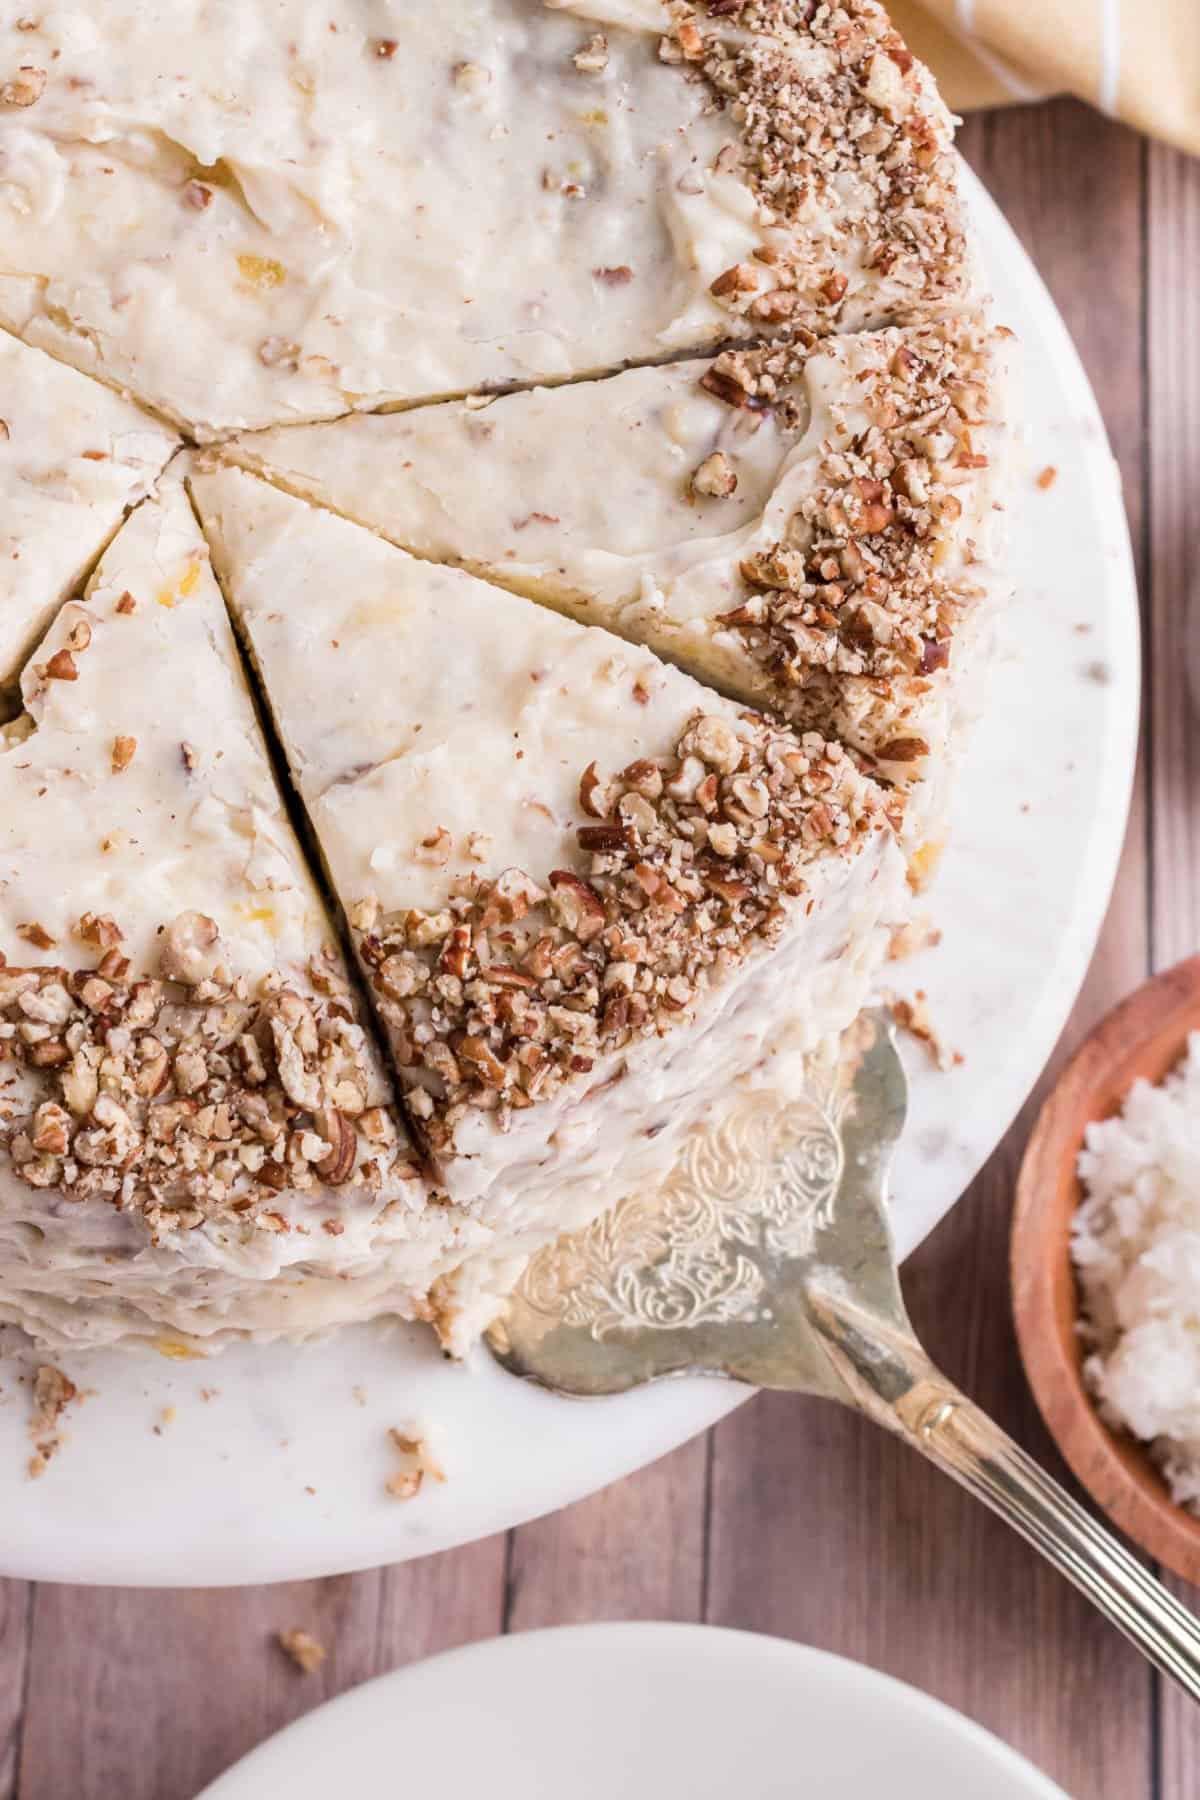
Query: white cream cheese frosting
190,463,907,1243
0,0,968,437
0,328,178,685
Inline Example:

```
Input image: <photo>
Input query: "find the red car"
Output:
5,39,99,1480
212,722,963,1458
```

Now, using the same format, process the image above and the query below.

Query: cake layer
0,0,967,436
0,329,177,686
0,472,500,1355
190,464,908,1242
226,312,1012,856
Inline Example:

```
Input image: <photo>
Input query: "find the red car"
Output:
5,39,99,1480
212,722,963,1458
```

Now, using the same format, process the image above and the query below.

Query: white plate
0,164,1139,1586
197,1623,1071,1800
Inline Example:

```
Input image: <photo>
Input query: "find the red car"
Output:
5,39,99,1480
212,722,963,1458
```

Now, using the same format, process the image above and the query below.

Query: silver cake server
487,1011,1200,1697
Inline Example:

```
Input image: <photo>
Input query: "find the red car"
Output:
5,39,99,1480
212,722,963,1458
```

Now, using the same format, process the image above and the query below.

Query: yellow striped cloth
890,0,1199,154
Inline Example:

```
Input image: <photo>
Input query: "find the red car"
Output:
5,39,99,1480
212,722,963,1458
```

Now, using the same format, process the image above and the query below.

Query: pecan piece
111,734,137,774
456,1035,507,1088
315,1109,356,1184
576,823,631,853
876,736,929,764
481,965,536,990
439,925,474,980
675,19,705,57
16,922,55,950
31,1102,71,1157
76,912,123,951
709,263,757,299
579,761,616,818
548,870,606,941
691,452,737,499
702,871,751,905
134,1035,171,1098
43,649,77,682
854,478,895,534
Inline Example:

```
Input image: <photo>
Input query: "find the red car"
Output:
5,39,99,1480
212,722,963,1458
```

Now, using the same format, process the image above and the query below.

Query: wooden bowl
1012,956,1200,1586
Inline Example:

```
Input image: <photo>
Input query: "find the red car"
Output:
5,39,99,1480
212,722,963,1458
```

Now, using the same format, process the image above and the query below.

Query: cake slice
0,472,511,1356
0,330,177,687
0,0,968,435
225,312,1012,865
190,464,907,1245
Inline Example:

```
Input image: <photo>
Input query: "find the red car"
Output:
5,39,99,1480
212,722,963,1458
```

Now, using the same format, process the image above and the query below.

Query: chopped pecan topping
700,315,997,736
656,0,966,330
354,712,888,1161
0,916,413,1238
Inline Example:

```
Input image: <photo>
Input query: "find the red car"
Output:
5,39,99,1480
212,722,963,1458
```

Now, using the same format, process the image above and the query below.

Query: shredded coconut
1072,1032,1200,1512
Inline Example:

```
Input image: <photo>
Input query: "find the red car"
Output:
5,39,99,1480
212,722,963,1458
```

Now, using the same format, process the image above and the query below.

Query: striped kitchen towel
890,0,1199,154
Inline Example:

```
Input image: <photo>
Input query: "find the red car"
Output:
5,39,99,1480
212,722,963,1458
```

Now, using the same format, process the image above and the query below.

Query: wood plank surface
1146,130,1200,1800
0,1583,29,1800
14,1544,507,1800
505,1437,709,1632
2,92,1194,1800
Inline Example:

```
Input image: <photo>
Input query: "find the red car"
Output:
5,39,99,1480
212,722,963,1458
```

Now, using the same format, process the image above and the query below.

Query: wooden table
0,95,1195,1800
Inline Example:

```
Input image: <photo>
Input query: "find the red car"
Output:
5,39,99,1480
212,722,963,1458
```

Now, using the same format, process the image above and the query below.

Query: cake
0,0,1009,1358
190,462,906,1240
224,312,1013,861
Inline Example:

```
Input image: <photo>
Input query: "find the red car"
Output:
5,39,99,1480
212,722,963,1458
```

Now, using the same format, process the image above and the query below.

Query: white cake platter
0,164,1139,1586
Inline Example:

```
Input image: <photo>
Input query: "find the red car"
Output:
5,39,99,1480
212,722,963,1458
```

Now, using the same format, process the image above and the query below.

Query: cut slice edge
220,308,1017,870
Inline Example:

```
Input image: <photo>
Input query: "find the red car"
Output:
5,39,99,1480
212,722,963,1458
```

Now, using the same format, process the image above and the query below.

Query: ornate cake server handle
806,1283,1200,1700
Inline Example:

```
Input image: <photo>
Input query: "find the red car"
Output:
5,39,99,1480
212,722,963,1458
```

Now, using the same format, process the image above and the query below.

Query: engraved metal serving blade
486,1009,1200,1698
486,1010,907,1400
